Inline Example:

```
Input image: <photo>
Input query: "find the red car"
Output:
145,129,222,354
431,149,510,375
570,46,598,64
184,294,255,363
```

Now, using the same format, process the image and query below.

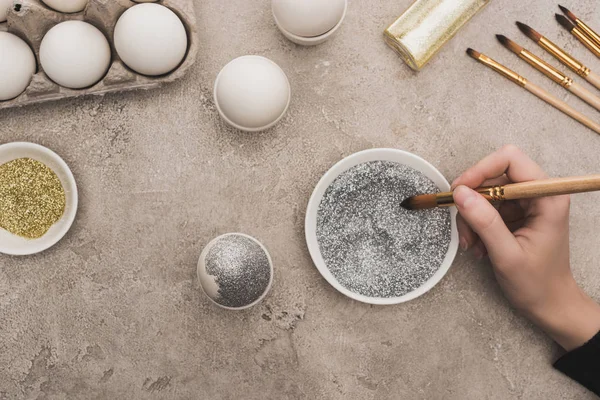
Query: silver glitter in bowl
316,161,451,298
198,233,273,309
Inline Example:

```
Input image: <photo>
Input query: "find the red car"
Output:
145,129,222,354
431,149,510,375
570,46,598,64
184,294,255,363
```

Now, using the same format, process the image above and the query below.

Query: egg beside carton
214,55,291,132
272,0,348,46
0,0,198,109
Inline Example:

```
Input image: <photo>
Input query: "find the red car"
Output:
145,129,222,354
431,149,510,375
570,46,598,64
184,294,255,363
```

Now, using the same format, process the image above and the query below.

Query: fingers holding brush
457,199,525,253
453,185,521,262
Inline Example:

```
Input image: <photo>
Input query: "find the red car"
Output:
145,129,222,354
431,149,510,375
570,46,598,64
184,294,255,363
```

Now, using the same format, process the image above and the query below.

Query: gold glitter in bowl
0,158,66,239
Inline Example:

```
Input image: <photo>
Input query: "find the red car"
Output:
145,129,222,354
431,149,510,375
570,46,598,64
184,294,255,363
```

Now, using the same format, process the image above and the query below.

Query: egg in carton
0,0,197,109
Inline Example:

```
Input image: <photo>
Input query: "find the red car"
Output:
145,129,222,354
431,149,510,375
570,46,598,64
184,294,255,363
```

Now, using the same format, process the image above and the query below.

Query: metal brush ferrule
578,65,591,78
435,192,455,207
520,50,572,88
476,186,505,201
479,54,527,87
577,21,600,48
573,29,600,58
539,37,588,76
436,186,506,207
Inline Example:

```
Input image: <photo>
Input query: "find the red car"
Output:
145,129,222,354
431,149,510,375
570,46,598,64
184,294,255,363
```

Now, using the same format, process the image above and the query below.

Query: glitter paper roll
384,0,490,71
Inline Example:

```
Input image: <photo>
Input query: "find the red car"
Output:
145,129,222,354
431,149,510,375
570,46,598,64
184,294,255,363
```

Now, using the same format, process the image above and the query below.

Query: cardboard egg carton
0,0,197,109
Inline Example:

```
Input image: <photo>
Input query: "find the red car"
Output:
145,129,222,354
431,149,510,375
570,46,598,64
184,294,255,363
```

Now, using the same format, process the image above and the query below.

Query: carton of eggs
272,0,348,46
0,0,198,109
198,233,274,310
214,55,291,132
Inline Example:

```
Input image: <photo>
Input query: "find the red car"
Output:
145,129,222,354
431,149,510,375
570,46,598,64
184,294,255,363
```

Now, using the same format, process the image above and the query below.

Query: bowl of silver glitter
305,148,459,305
197,233,274,310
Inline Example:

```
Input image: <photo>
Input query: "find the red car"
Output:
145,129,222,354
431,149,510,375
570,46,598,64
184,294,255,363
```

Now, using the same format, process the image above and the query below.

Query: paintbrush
559,5,600,49
496,35,600,112
556,14,600,59
516,22,600,90
466,48,600,135
401,175,600,210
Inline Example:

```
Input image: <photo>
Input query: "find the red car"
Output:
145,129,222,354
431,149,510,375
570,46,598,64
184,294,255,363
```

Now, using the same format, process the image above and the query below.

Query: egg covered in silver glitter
198,233,273,310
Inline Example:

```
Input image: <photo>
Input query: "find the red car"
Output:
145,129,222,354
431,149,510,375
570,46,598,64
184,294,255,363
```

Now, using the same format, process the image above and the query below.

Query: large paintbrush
401,175,600,210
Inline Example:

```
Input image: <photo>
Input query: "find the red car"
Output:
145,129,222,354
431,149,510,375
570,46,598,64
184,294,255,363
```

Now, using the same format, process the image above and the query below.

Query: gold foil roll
384,0,490,71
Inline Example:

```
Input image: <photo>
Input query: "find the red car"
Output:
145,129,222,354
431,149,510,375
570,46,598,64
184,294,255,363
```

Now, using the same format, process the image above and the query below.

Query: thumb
453,185,521,261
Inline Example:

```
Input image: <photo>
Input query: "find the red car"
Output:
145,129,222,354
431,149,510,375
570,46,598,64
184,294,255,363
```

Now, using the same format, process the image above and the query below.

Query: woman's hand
452,145,600,351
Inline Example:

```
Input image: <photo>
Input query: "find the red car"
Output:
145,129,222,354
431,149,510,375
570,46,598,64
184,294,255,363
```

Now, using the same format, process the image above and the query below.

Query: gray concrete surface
1,0,600,398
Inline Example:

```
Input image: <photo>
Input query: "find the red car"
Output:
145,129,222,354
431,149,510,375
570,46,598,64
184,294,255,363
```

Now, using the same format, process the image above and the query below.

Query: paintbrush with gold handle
559,5,600,49
556,14,600,59
401,175,600,210
496,35,600,112
467,48,600,135
517,22,600,90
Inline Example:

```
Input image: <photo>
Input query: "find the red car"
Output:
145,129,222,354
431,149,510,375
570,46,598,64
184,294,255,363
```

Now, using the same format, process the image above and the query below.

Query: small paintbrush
466,48,600,135
401,175,600,210
556,14,600,59
496,35,600,112
559,5,600,49
516,22,600,90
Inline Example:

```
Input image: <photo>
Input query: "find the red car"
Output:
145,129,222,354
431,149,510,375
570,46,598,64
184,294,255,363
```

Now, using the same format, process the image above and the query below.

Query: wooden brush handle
502,175,600,200
586,71,600,90
525,81,600,134
570,82,600,112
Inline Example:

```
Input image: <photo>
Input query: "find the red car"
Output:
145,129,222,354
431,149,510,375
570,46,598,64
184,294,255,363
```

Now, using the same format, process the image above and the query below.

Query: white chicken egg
0,32,36,101
214,56,291,132
0,0,12,22
272,0,346,38
40,21,111,89
41,0,87,13
114,3,187,76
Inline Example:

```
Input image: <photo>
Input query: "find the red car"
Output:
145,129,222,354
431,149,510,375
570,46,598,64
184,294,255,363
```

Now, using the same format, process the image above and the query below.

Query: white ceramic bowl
197,233,274,310
272,0,348,46
305,148,459,305
0,142,78,256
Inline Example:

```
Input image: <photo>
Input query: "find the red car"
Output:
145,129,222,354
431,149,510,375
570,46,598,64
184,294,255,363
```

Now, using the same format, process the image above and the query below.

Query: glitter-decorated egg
198,233,273,310
272,0,347,46
214,55,290,132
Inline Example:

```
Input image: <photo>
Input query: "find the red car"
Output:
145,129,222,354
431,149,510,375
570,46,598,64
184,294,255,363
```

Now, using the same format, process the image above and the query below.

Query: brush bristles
516,22,542,42
559,5,577,22
466,48,481,59
496,34,523,54
556,14,576,31
401,194,438,210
